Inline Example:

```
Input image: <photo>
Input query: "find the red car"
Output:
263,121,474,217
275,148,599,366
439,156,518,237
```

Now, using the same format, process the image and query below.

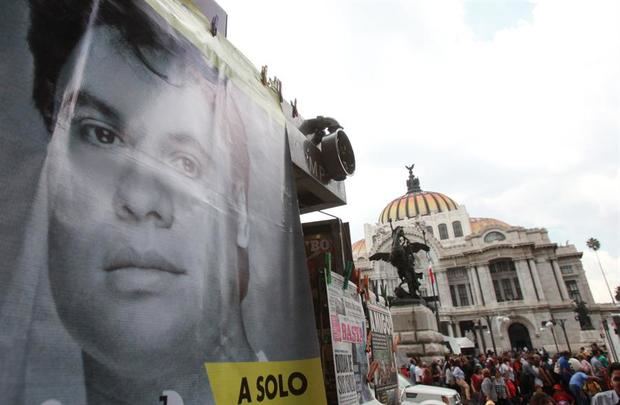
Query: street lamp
543,321,559,353
542,319,572,354
556,319,571,353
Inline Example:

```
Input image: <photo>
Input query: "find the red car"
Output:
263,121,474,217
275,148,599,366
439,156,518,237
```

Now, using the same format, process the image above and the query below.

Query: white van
401,384,462,405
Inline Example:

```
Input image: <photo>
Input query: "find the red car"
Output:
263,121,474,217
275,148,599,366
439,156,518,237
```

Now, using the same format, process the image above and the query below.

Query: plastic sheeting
0,1,325,404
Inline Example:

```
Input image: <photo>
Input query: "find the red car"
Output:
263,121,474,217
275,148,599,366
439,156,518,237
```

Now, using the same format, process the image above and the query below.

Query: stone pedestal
391,302,447,362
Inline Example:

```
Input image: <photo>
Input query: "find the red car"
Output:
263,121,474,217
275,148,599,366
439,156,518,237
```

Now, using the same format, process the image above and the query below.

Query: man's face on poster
45,26,245,374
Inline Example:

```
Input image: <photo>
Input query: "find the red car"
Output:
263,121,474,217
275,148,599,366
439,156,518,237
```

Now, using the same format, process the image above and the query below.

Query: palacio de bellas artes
352,167,619,357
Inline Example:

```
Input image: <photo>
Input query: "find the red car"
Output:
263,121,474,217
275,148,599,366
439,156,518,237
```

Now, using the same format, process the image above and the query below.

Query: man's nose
113,161,174,228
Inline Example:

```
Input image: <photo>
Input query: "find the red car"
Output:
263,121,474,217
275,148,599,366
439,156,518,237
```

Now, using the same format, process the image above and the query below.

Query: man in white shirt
415,363,424,383
592,362,620,405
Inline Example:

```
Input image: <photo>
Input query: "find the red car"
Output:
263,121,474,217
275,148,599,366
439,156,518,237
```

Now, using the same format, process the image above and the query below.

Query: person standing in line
414,361,423,384
421,362,433,385
520,354,537,402
431,360,442,386
492,368,509,405
499,357,515,383
591,349,611,390
481,369,497,404
568,366,599,405
551,383,574,405
453,359,471,401
591,362,620,405
445,359,455,389
471,365,484,405
558,351,573,386
408,359,417,385
577,354,592,376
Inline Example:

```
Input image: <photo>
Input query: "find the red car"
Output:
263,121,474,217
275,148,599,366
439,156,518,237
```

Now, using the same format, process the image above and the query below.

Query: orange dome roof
469,217,510,234
379,165,459,224
351,239,367,259
379,191,459,224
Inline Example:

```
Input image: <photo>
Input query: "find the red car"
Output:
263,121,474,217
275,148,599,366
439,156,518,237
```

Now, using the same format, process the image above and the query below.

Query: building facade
352,168,618,355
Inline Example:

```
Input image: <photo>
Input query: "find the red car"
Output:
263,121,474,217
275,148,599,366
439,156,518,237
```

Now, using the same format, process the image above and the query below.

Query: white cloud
219,0,620,302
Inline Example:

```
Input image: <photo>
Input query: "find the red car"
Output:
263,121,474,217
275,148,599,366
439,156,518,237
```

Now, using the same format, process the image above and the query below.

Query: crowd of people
401,344,620,404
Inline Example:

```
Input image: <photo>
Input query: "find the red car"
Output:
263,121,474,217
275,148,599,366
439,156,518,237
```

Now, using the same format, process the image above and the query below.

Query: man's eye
79,122,123,147
171,155,200,178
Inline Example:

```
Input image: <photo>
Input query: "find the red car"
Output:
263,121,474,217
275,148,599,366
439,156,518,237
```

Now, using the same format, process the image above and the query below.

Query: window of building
450,285,458,306
493,280,502,302
452,221,463,237
449,284,472,307
501,278,514,301
484,231,506,243
459,320,475,338
447,267,473,307
514,278,523,300
438,223,449,240
560,265,573,274
425,226,434,237
489,259,523,302
565,280,582,302
457,284,470,306
449,267,468,278
439,322,450,336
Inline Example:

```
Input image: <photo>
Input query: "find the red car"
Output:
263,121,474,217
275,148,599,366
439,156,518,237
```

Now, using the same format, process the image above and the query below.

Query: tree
586,238,600,251
586,238,615,303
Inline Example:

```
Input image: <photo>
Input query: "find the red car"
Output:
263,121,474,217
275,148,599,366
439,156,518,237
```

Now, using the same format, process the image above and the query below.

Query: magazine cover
367,303,398,404
325,273,373,405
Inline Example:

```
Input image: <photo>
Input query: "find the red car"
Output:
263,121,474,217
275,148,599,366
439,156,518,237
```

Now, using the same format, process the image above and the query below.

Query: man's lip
104,248,186,275
105,265,186,275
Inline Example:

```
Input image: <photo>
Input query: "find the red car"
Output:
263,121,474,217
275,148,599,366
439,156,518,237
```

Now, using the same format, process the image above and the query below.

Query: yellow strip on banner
205,358,326,405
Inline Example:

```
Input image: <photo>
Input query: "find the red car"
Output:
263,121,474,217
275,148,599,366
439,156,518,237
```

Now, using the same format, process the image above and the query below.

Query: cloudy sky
219,0,619,303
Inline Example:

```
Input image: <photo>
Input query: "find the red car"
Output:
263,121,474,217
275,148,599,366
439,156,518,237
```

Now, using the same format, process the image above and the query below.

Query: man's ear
234,184,249,248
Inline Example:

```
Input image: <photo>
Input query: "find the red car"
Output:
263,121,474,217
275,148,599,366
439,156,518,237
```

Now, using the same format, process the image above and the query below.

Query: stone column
435,270,451,308
515,260,537,302
468,266,482,306
476,264,497,305
527,258,546,301
537,259,569,303
550,259,571,302
474,328,483,352
391,304,448,361
447,322,454,337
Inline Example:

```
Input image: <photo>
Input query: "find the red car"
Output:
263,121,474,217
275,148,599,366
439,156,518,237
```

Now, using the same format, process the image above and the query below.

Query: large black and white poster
0,1,325,404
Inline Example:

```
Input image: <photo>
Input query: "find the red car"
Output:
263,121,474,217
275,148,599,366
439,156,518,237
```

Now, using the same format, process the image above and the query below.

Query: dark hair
610,362,620,374
28,0,209,131
529,392,554,405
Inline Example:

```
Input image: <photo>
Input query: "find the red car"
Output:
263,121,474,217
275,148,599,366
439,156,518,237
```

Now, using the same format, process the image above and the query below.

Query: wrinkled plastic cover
0,1,324,404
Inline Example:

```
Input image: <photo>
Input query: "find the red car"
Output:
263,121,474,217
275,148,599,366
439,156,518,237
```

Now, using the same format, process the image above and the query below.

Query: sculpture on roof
405,164,421,193
369,222,430,301
574,300,594,330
